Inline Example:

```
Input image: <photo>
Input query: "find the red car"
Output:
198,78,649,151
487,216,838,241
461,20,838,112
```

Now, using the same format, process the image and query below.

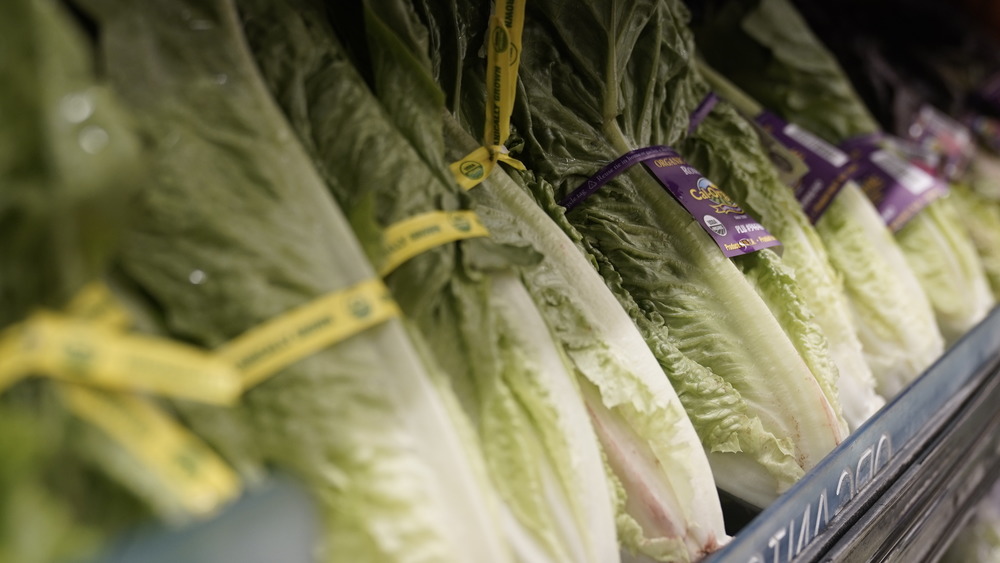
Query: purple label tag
905,105,974,181
755,112,856,223
561,147,781,257
560,146,677,211
643,151,781,257
688,92,720,134
842,134,950,232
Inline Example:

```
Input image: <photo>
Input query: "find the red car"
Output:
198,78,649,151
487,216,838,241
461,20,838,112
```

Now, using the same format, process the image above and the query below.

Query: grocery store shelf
706,306,1000,562
818,357,1000,562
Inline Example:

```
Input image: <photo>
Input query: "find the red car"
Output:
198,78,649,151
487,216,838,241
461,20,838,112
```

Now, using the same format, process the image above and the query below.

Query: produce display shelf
82,308,1000,563
705,305,1000,562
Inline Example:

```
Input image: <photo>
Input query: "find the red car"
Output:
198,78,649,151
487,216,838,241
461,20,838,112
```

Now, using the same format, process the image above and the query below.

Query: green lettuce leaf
951,189,1000,300
818,185,945,395
895,194,994,343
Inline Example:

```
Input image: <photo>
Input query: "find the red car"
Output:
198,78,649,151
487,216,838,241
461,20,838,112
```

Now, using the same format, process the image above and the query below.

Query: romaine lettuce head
956,155,1000,299
680,85,883,429
895,194,994,344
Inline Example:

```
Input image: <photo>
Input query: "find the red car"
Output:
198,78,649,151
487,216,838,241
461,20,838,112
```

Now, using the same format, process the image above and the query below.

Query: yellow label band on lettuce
448,0,526,189
0,281,131,392
379,210,490,276
217,278,400,389
24,313,242,405
0,283,241,404
60,385,241,517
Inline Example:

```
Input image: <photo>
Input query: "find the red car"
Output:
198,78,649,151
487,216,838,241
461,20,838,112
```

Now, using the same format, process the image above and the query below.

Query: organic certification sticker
644,154,781,257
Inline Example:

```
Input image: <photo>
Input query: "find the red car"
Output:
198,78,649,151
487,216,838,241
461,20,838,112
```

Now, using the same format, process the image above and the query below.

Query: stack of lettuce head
690,0,970,395
782,0,1000,311
416,0,849,511
679,70,886,427
673,54,885,430
322,1,734,560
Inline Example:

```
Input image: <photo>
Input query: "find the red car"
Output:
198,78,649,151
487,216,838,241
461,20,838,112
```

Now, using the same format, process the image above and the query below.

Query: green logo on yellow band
492,27,509,53
349,299,371,319
451,215,472,232
460,160,485,180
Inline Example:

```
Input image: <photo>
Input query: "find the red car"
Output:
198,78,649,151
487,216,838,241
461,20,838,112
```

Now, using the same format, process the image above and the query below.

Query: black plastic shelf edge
821,356,1000,562
705,306,1000,563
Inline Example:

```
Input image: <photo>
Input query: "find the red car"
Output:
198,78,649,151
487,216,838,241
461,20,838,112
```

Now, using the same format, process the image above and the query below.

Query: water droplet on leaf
61,93,93,123
78,126,109,154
